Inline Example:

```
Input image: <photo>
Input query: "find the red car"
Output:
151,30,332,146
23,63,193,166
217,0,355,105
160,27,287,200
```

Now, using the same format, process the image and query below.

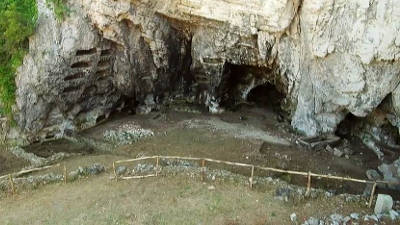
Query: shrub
0,0,38,117
46,0,69,21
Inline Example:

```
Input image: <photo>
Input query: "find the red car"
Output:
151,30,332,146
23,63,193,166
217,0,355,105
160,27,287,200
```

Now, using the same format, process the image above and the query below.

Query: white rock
350,213,359,220
333,148,344,157
290,213,297,222
374,194,393,214
207,185,215,190
388,210,399,220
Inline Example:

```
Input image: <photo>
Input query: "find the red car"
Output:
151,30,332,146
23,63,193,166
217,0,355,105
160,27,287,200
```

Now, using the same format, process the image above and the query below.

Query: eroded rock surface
7,0,400,145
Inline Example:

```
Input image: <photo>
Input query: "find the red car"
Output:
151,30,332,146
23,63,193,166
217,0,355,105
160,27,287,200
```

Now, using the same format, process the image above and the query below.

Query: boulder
374,194,393,215
116,166,127,176
366,169,382,181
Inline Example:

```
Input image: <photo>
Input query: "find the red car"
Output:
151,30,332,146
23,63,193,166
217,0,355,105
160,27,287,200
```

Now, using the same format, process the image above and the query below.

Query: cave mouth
336,94,400,147
218,63,285,115
336,111,400,145
246,83,285,111
335,97,400,163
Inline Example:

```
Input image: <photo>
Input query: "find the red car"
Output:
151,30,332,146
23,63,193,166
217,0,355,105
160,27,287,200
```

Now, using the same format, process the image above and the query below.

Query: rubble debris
103,122,154,145
116,166,127,175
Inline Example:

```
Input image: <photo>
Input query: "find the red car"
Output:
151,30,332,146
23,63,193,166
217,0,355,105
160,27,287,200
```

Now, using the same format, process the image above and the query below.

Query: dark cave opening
335,96,400,162
336,96,400,147
247,83,285,111
218,63,285,116
335,113,361,138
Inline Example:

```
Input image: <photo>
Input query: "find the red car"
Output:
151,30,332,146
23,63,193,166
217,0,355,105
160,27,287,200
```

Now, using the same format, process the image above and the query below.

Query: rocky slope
4,0,400,146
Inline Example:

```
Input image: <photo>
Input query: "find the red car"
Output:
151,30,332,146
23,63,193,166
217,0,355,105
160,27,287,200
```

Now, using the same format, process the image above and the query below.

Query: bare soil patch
0,147,28,176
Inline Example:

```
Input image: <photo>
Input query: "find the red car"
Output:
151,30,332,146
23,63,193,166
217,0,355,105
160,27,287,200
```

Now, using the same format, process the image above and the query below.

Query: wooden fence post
8,174,15,195
250,166,254,189
63,164,67,184
201,159,206,181
113,162,118,182
368,182,377,208
155,156,160,177
306,171,311,195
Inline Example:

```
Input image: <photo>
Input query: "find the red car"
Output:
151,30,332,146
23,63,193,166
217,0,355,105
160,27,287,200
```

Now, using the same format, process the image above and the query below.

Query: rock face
6,0,400,143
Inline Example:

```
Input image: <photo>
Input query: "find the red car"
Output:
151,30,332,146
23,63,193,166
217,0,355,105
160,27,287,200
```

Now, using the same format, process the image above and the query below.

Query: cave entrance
247,83,285,112
218,63,285,116
336,96,400,163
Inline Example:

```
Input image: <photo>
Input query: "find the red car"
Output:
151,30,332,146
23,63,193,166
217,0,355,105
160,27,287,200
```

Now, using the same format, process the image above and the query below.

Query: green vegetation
46,0,69,21
0,0,38,117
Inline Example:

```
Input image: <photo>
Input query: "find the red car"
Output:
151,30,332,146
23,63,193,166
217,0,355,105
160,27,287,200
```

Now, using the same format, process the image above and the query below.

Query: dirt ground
0,147,28,176
78,106,393,197
24,139,94,158
1,105,399,224
0,173,372,225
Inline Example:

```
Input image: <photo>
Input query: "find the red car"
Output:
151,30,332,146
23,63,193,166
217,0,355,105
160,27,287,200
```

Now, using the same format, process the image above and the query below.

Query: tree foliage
0,0,38,117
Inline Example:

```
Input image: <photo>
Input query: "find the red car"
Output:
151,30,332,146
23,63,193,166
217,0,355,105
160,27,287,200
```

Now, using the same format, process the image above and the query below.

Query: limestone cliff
7,0,400,145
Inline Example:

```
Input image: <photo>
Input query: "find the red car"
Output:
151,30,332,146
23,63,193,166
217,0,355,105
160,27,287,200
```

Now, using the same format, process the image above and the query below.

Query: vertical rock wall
8,0,400,144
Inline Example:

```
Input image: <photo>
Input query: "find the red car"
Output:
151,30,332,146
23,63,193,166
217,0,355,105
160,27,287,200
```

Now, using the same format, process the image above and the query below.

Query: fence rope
114,155,395,185
114,155,399,208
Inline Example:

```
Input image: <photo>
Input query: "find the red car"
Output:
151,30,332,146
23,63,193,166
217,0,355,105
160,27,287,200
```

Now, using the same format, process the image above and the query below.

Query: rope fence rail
1,155,397,209
0,163,61,181
0,163,61,196
113,155,399,208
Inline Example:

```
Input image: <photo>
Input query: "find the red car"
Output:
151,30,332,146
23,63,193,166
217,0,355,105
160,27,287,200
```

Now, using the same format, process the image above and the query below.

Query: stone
207,185,215,190
10,146,46,167
350,213,359,220
290,213,297,223
374,194,394,215
343,216,351,224
378,160,400,191
364,214,379,222
275,187,292,202
302,217,320,225
388,210,399,220
325,145,333,153
333,148,343,158
329,214,343,222
103,122,154,145
366,169,382,181
68,170,79,181
116,166,127,176
86,163,105,175
343,148,354,156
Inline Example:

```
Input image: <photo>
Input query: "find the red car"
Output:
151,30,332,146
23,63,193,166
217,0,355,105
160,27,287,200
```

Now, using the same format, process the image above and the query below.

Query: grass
0,0,38,117
0,169,371,225
0,0,69,119
0,112,391,224
46,0,69,21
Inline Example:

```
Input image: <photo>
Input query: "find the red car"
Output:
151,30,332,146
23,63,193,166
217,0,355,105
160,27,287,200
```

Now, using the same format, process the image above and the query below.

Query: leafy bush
46,0,69,21
0,0,38,117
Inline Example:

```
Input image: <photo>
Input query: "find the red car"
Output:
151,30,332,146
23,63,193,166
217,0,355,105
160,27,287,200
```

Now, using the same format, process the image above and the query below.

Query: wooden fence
0,164,61,195
113,155,398,208
1,155,397,209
